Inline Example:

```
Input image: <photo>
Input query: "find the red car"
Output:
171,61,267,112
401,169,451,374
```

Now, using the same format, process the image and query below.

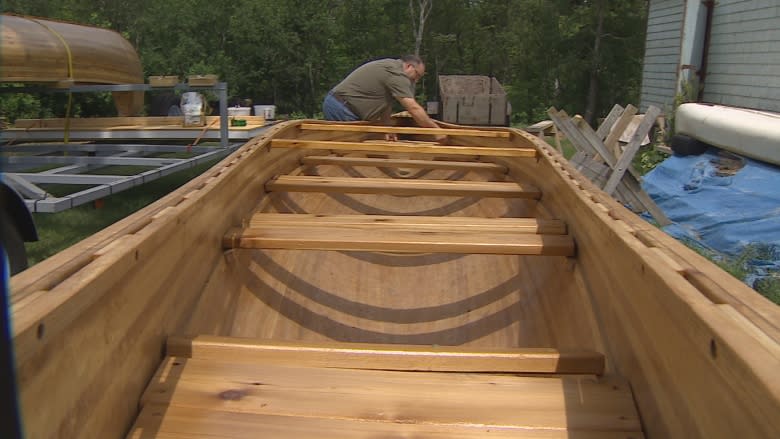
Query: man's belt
329,91,357,115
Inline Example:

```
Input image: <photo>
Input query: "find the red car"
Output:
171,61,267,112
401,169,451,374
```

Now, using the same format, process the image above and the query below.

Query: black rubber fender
0,209,28,275
1,183,37,275
670,134,709,156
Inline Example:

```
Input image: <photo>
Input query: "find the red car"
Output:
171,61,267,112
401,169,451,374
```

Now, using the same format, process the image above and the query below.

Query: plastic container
180,92,205,127
227,107,252,117
254,105,276,120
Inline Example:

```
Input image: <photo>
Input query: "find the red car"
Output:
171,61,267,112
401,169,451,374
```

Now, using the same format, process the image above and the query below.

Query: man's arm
397,97,447,143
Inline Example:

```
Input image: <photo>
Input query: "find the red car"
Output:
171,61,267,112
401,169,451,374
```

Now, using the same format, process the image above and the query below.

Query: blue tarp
642,149,780,287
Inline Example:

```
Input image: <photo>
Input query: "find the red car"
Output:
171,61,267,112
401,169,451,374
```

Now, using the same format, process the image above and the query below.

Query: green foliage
3,0,649,124
0,93,47,122
665,77,700,141
632,147,670,175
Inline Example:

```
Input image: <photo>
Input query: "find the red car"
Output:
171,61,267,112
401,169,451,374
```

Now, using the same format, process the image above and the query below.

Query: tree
2,0,649,122
584,0,606,125
409,0,433,56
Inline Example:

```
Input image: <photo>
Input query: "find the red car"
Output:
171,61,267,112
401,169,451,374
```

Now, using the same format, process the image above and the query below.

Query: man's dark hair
400,54,423,65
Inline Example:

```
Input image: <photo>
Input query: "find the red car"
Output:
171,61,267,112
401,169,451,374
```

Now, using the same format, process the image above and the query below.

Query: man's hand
434,134,448,144
384,133,398,142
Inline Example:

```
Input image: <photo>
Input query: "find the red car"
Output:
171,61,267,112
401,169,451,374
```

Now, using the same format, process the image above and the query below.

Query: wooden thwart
248,213,567,234
129,351,642,437
266,175,541,198
271,138,536,157
168,335,603,374
223,225,575,255
300,122,511,138
130,405,641,439
301,155,508,172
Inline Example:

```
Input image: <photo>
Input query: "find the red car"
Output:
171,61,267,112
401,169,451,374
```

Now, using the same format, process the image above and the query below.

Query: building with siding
639,0,780,113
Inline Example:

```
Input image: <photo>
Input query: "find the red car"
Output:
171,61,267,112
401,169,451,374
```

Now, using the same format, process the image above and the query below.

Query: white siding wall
640,0,684,112
702,0,780,111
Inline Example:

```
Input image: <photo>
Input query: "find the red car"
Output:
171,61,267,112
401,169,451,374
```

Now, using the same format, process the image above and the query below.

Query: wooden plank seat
266,175,542,198
299,122,511,138
167,335,604,374
247,213,567,234
301,155,508,173
223,214,575,255
271,138,537,157
127,336,643,438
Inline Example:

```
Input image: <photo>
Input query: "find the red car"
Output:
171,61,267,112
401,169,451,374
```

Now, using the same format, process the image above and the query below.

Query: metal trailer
1,82,271,213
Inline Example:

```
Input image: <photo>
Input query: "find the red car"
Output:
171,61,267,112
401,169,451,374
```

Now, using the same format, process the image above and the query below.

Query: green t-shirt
331,59,415,121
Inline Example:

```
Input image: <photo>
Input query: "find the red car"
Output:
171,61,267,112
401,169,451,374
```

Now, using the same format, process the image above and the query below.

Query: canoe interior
10,120,780,438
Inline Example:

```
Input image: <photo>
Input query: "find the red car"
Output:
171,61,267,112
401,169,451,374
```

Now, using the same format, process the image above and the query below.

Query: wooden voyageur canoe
1,14,144,115
9,119,780,438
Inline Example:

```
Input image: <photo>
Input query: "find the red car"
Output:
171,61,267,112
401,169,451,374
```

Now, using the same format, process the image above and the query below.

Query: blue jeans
323,93,359,121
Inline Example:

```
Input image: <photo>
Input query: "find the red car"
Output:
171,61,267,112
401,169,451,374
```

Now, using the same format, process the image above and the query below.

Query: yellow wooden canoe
9,120,780,438
0,14,144,115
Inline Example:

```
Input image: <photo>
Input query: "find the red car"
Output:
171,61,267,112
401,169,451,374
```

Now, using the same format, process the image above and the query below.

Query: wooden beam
167,335,604,374
300,123,510,138
549,107,671,226
248,213,567,235
271,139,537,158
604,105,639,157
595,104,625,140
267,175,542,198
551,109,619,170
223,225,575,256
603,106,661,195
301,155,508,173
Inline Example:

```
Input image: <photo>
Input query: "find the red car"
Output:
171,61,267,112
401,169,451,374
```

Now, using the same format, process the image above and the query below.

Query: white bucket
227,107,251,117
254,105,276,120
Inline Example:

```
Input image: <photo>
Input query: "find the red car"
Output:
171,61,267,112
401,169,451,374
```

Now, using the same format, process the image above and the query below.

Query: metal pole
218,84,229,148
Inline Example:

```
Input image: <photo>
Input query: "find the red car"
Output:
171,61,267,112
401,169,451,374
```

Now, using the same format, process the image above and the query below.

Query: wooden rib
138,357,642,433
168,335,603,374
266,176,541,199
248,213,567,235
301,155,508,172
223,226,575,256
300,122,510,138
271,138,536,157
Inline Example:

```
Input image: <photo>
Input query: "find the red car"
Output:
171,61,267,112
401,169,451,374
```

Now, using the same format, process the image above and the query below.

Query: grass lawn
25,158,221,266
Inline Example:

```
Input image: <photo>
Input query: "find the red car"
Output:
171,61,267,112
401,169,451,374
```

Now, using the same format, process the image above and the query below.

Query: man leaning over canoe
323,55,447,143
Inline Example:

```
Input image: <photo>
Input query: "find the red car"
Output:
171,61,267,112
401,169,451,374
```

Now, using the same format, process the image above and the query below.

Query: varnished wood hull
9,120,780,438
1,14,144,115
